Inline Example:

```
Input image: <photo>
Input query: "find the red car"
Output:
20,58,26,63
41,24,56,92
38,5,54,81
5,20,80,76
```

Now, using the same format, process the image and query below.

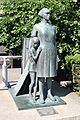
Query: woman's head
38,8,50,20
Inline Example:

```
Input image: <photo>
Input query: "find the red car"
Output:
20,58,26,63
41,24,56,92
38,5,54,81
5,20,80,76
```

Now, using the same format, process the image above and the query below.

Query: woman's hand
38,46,42,53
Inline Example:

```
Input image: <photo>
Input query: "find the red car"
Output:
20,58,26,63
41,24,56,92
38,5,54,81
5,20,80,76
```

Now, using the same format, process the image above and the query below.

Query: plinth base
9,86,66,110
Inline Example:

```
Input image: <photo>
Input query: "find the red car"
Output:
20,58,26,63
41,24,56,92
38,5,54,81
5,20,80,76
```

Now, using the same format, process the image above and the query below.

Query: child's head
32,37,40,49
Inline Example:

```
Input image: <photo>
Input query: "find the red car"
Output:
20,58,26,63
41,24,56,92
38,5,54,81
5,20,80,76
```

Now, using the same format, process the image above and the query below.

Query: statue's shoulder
32,23,42,32
51,24,56,29
33,23,41,28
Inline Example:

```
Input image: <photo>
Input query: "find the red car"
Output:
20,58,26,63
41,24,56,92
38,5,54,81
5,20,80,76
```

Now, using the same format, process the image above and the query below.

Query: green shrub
65,54,80,94
0,0,80,62
65,54,80,64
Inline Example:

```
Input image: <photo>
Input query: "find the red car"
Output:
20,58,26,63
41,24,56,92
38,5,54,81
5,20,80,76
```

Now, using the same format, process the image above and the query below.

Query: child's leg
33,76,38,100
29,72,35,97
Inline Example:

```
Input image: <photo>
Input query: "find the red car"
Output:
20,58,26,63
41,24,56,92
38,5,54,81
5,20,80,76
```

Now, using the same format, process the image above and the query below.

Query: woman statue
31,8,57,104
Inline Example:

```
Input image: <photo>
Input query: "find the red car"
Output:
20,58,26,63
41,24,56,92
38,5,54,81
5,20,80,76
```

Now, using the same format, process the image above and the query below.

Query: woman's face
43,11,50,21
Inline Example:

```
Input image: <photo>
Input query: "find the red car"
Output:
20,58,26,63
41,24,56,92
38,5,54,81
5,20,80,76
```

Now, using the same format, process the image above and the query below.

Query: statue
30,8,57,104
15,8,58,104
28,37,42,99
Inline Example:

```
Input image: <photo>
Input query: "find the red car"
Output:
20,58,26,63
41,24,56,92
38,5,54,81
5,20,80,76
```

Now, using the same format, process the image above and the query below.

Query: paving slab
0,68,80,120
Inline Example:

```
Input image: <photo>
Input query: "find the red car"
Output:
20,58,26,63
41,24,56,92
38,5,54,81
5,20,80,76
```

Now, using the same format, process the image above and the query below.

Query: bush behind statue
0,0,80,68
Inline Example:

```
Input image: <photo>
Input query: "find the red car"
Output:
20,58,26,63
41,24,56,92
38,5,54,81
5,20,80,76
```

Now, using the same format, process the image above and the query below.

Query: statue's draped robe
31,22,57,77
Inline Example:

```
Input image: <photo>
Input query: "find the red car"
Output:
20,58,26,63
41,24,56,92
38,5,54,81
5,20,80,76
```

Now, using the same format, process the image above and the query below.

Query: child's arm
31,47,42,61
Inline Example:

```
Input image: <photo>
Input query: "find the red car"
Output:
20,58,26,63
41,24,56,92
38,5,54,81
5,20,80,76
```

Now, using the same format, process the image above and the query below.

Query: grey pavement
0,68,80,120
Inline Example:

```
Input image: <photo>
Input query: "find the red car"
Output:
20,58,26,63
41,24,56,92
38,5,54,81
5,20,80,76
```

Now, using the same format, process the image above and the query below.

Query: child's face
33,38,40,49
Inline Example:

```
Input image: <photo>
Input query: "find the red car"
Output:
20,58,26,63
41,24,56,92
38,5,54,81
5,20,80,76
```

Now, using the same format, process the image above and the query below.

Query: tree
0,0,80,63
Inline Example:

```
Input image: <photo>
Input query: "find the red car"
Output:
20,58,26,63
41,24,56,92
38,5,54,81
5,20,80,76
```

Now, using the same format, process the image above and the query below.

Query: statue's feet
33,96,38,103
47,94,56,101
33,98,37,103
29,93,33,99
39,98,45,104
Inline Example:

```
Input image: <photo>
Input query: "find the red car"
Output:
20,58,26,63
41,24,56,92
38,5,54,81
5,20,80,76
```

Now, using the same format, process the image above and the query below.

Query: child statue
29,37,42,100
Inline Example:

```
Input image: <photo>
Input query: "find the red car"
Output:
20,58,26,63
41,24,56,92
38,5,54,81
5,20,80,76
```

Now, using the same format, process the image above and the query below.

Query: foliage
65,54,80,79
65,54,80,95
72,64,80,95
65,54,80,64
0,0,80,62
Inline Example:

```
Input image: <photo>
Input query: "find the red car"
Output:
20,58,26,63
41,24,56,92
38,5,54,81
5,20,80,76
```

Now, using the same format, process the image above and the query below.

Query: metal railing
0,56,22,87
